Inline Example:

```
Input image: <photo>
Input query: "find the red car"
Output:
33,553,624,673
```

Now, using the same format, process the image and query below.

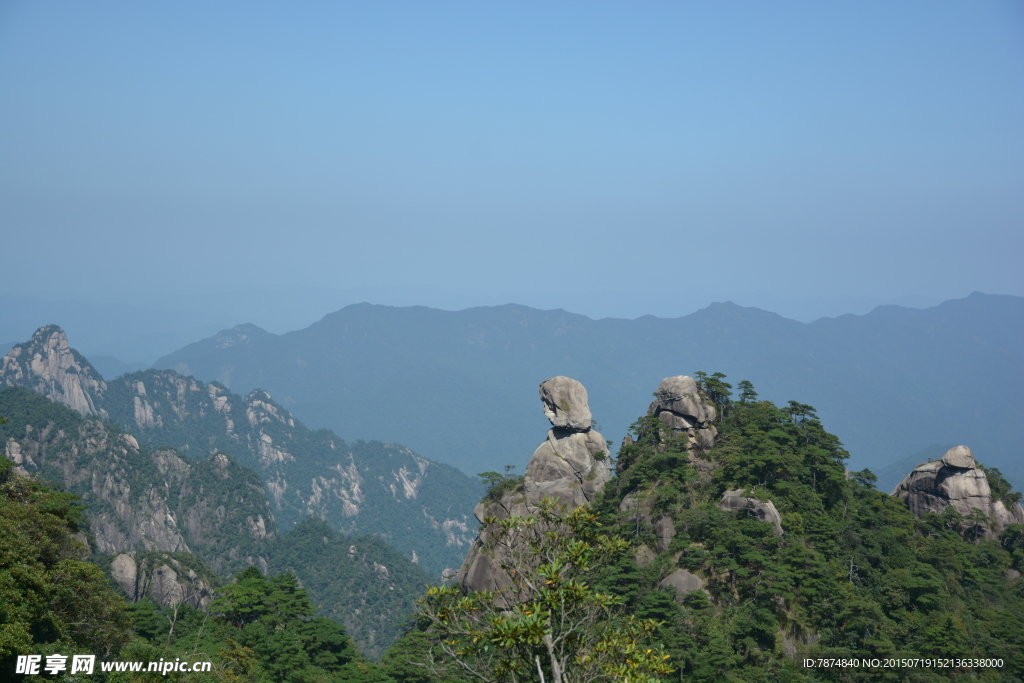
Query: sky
2,1,1023,356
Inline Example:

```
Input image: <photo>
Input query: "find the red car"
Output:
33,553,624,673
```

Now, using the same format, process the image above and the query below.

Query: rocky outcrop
524,427,611,508
892,445,1024,534
518,377,612,511
110,552,215,609
718,489,784,536
654,515,677,553
659,568,704,597
539,376,592,431
634,544,657,567
617,375,718,474
618,490,652,526
648,376,717,454
459,377,613,594
1,325,107,417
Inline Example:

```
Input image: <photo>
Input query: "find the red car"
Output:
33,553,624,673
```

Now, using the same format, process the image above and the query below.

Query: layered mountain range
5,315,1024,673
150,293,1024,487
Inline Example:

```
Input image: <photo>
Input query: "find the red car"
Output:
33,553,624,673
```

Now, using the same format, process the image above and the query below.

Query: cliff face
103,369,476,576
892,445,1024,535
1,325,107,417
109,552,217,610
0,386,275,576
459,377,612,594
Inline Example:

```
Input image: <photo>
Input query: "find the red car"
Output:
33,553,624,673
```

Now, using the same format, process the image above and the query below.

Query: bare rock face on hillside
103,368,476,576
459,377,612,594
659,568,705,597
718,489,784,536
1,325,107,417
892,445,1024,535
4,407,275,574
110,552,215,609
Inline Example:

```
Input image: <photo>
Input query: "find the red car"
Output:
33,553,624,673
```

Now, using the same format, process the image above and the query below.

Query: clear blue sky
2,1,1022,330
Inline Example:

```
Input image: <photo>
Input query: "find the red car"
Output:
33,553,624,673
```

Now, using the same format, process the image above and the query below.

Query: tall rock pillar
458,376,612,593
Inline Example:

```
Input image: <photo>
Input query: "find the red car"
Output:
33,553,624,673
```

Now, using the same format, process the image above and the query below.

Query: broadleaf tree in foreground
413,500,674,683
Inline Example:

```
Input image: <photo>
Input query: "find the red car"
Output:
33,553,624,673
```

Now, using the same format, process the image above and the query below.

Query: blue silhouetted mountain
153,292,1024,488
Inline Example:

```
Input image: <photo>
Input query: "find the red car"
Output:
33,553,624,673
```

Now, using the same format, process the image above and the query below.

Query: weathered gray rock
461,552,510,593
110,553,139,598
654,515,677,553
459,377,613,595
942,445,976,469
892,445,1024,534
619,490,652,527
524,428,611,508
659,568,704,597
634,544,656,567
109,552,215,609
718,489,784,535
617,376,718,472
0,325,107,417
539,376,592,432
650,375,715,425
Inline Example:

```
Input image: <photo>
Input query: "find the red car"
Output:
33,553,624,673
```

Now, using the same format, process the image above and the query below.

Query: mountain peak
1,325,108,417
212,323,273,347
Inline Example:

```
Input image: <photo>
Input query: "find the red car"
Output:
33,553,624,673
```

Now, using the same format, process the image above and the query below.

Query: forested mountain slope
268,517,432,660
0,387,435,658
0,386,274,576
0,457,396,681
1,326,480,576
153,293,1024,487
394,375,1024,683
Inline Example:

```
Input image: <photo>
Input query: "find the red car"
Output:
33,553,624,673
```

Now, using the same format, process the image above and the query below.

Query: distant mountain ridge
0,326,480,577
154,292,1024,487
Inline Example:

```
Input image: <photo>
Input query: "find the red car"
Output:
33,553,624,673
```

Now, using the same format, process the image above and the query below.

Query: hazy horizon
2,1,1022,344
0,289,1008,367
